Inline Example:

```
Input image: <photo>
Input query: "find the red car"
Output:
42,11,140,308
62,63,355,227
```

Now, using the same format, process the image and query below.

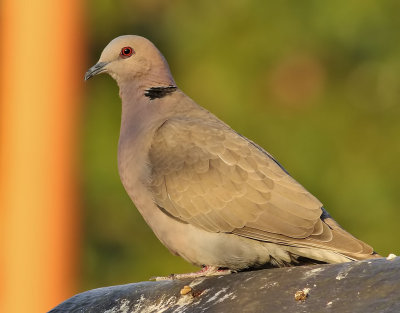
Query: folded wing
149,117,374,258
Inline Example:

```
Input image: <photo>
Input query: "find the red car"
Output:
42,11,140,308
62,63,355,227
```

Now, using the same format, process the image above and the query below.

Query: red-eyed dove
85,35,380,279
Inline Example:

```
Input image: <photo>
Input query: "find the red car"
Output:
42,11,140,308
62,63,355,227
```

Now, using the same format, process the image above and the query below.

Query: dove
85,35,380,279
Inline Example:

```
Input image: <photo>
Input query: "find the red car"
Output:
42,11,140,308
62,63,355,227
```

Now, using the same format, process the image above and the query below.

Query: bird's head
85,35,174,87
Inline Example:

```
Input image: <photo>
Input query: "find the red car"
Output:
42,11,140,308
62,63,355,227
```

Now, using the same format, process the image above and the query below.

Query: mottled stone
49,257,400,313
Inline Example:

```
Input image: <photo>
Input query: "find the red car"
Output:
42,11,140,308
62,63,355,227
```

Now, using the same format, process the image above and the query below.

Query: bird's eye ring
120,46,134,58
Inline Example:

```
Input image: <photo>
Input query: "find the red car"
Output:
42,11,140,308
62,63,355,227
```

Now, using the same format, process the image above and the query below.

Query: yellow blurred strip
0,1,84,312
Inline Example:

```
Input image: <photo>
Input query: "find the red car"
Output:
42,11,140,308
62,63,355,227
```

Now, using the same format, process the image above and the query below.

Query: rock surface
49,257,400,313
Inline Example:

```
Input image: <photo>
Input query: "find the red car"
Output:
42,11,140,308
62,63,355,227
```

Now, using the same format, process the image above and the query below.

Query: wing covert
149,117,323,238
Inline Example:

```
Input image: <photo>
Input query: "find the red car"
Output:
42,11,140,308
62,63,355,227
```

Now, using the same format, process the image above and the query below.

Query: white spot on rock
336,271,348,280
387,253,397,260
259,281,279,290
189,277,207,288
205,287,229,304
335,266,353,280
104,299,130,313
131,294,177,313
303,267,324,279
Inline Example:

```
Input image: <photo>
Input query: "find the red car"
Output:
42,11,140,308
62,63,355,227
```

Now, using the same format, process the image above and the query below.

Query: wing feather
149,117,374,257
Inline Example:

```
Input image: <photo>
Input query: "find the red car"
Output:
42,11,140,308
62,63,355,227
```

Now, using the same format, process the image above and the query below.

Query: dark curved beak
84,62,108,81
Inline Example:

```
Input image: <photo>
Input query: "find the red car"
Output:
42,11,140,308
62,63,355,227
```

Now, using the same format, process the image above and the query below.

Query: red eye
120,46,134,58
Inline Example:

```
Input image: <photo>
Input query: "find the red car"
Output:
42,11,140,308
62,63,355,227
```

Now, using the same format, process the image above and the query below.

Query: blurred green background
81,0,400,291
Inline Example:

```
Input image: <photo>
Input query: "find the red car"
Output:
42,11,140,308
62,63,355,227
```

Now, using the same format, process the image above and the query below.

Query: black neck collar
145,85,177,100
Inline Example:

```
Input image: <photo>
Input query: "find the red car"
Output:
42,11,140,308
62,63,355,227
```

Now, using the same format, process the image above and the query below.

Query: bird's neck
117,80,174,188
117,77,176,101
118,80,173,146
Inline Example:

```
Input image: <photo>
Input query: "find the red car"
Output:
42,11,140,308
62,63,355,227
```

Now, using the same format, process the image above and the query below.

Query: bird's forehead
99,35,150,60
108,36,147,52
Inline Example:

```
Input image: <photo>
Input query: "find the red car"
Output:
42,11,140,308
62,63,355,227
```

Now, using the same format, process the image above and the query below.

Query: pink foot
152,266,232,281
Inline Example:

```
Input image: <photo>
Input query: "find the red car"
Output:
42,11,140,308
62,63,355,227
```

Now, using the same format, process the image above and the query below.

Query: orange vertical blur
0,1,84,312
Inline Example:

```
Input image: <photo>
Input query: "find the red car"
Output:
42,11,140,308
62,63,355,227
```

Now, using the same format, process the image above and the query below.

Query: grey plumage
85,35,379,274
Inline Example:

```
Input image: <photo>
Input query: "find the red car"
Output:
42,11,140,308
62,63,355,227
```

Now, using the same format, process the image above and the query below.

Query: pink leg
153,266,232,281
